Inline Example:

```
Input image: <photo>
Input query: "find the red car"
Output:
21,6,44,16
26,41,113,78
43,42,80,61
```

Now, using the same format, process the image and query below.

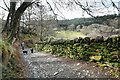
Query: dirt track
20,51,112,78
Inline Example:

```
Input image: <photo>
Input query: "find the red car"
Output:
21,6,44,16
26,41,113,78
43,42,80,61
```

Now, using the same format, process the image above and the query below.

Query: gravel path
20,51,112,78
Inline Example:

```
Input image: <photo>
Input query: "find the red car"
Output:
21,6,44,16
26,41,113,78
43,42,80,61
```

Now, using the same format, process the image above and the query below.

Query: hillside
57,14,120,37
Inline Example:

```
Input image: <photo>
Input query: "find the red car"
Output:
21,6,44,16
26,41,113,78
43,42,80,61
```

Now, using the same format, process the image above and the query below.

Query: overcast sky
0,0,120,20
54,0,120,19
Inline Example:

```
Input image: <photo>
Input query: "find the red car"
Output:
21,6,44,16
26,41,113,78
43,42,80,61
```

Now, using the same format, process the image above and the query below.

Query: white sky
55,0,120,19
0,0,120,20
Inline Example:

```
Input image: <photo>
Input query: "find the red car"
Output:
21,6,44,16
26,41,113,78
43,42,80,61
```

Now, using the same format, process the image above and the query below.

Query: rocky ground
19,50,114,78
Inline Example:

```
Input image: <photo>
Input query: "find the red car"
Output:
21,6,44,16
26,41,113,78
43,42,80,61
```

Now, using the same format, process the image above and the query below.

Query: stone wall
38,36,120,68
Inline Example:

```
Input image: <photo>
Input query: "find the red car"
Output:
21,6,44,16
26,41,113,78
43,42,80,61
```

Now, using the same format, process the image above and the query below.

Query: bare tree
1,0,34,43
34,3,57,41
2,1,16,36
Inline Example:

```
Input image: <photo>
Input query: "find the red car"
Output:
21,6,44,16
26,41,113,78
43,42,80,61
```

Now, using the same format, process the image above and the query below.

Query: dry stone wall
38,36,120,68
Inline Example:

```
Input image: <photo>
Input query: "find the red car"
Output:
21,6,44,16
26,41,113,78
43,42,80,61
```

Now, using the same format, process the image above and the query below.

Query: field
54,31,86,40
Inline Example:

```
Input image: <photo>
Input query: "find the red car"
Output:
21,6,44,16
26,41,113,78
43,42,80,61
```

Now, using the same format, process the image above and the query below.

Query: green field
54,31,86,40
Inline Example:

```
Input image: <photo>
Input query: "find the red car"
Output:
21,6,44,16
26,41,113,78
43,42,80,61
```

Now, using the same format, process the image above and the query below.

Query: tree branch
46,0,59,23
3,0,10,11
73,0,95,18
46,0,56,16
111,0,120,12
0,6,8,11
101,0,112,8
52,1,65,19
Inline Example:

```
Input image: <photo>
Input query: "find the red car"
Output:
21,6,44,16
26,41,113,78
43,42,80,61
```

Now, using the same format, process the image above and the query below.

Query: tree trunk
2,2,16,36
40,13,43,41
2,12,10,35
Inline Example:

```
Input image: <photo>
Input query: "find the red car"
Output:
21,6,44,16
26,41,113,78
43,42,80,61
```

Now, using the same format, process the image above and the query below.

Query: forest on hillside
57,14,120,37
58,14,119,27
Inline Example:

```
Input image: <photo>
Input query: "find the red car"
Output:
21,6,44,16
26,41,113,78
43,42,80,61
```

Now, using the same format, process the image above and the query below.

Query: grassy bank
1,38,25,78
1,33,38,78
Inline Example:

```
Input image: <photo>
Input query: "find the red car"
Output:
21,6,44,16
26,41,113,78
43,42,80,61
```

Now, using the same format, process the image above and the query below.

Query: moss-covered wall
39,36,120,68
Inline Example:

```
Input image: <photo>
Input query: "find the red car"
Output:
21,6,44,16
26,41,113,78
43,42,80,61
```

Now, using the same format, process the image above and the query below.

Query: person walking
21,41,24,50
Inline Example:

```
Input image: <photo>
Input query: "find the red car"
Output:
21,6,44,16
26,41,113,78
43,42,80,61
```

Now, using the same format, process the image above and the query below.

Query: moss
2,55,22,78
1,38,24,78
1,41,13,66
84,37,90,43
73,43,80,48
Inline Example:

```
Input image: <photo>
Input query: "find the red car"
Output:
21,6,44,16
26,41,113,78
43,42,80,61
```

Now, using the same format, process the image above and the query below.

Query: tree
9,2,33,43
19,1,57,41
0,0,33,41
1,0,34,43
2,0,16,35
32,3,57,41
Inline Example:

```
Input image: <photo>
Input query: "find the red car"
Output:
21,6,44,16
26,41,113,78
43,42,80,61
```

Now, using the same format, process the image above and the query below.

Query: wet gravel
20,51,112,78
